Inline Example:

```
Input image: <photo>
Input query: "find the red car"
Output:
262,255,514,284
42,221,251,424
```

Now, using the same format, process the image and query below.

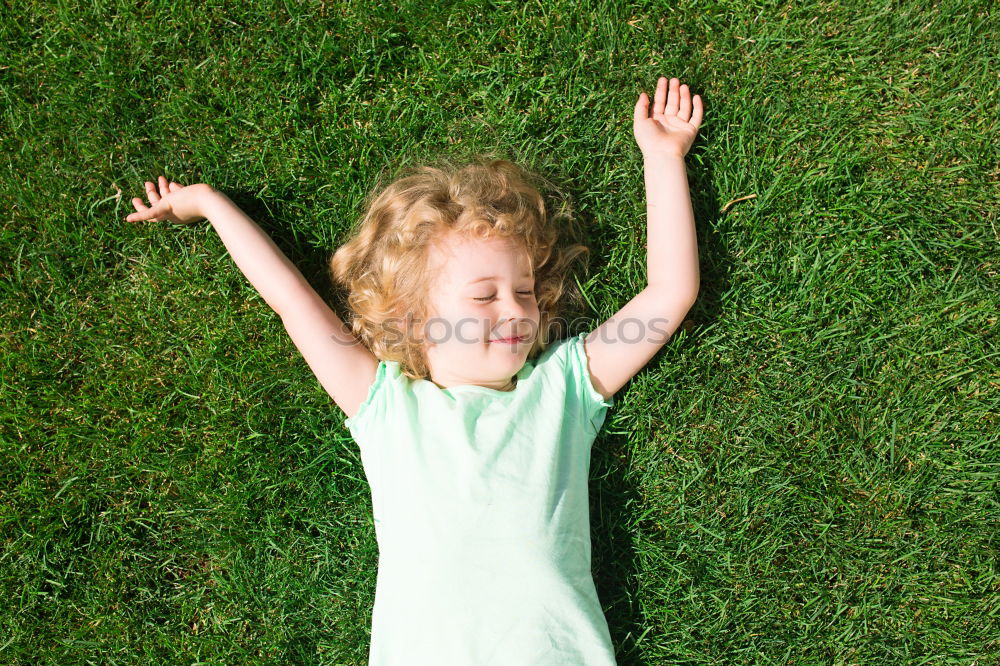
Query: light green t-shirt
344,331,617,665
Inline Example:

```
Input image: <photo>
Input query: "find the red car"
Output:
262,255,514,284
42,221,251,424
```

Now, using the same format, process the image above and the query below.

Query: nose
491,293,536,336
495,295,531,321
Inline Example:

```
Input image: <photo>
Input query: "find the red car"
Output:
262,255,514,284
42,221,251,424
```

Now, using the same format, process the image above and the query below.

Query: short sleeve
566,332,614,428
343,359,389,433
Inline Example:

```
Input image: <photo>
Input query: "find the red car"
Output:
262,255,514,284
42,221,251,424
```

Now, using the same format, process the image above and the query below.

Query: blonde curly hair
330,153,592,381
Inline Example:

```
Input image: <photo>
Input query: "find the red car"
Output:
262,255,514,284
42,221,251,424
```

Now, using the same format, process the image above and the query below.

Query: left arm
583,76,703,400
644,153,700,294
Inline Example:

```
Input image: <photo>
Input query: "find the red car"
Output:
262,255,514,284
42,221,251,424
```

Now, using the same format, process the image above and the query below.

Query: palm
639,114,697,146
126,176,194,224
633,76,703,158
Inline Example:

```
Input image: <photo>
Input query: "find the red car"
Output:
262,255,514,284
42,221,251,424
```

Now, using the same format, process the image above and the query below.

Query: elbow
646,280,699,307
683,291,698,313
680,281,699,308
687,274,700,305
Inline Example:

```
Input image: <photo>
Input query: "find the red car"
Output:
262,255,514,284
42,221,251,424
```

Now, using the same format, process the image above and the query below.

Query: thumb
634,92,649,122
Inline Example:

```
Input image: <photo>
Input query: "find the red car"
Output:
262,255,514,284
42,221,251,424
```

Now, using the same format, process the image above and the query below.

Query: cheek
523,301,541,322
446,317,484,341
422,311,493,346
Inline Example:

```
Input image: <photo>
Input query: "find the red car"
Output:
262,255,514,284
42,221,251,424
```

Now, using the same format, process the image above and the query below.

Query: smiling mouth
490,336,525,344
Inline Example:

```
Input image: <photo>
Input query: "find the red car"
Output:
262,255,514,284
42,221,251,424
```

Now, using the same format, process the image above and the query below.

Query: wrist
643,150,686,164
194,184,226,217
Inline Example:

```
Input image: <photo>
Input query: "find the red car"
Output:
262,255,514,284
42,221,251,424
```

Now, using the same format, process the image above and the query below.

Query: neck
431,375,518,391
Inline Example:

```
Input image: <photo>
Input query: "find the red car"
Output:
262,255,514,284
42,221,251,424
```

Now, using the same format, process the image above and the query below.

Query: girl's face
418,230,539,391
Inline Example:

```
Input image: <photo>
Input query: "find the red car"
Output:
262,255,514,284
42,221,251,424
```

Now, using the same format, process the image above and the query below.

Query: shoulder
343,359,408,430
537,333,614,409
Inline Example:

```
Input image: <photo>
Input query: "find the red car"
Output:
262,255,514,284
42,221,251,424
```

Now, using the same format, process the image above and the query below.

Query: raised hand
633,76,704,159
125,176,210,224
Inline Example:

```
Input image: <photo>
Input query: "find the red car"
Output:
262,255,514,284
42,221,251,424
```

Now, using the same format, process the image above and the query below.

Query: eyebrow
466,273,533,285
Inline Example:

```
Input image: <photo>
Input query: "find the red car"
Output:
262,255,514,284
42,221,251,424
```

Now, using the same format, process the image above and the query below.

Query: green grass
2,0,997,663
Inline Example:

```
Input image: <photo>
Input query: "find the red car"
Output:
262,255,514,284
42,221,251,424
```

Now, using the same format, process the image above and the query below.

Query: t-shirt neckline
440,362,533,395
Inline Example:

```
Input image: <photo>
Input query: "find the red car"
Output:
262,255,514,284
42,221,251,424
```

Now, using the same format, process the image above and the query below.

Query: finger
653,76,667,116
634,91,650,122
129,197,168,220
666,77,680,116
144,181,161,205
126,201,153,222
158,175,170,198
679,84,692,121
169,181,183,192
690,94,704,129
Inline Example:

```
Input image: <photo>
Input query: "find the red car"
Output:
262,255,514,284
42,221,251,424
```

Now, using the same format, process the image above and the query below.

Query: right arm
127,179,378,419
199,187,379,419
197,186,327,318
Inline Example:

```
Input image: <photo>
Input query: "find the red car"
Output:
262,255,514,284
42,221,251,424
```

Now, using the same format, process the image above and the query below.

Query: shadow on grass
589,131,725,664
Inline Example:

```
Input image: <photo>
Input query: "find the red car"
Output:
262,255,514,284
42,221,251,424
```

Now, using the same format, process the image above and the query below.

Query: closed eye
474,291,535,302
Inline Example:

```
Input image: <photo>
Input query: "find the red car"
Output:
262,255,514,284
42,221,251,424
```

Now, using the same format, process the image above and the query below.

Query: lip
490,336,526,344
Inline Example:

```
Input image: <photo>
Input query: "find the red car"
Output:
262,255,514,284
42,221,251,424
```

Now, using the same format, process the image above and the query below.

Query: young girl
126,76,703,665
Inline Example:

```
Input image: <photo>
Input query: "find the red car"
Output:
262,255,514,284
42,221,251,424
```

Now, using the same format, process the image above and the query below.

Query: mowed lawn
2,0,997,663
